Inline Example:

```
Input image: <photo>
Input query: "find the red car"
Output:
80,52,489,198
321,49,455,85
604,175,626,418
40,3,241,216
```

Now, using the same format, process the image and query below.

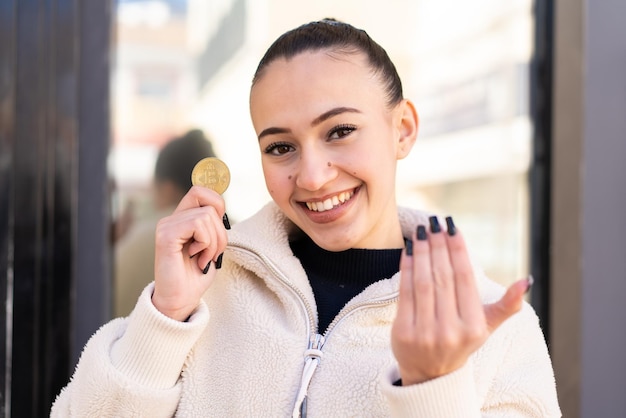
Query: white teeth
305,190,354,212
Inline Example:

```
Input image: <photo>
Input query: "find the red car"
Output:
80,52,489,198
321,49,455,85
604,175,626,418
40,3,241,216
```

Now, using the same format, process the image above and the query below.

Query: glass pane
400,1,533,286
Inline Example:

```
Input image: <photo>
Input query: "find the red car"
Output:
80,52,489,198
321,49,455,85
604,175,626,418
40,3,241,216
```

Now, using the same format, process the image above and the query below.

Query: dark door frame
0,1,112,415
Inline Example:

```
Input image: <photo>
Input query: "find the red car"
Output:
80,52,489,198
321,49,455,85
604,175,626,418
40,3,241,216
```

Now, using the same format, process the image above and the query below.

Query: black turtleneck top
289,235,402,334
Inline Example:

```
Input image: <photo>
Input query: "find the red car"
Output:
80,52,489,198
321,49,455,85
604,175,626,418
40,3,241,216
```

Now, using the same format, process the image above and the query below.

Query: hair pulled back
252,18,403,107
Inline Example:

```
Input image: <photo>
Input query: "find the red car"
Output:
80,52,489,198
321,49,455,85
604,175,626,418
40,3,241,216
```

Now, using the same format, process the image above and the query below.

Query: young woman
52,19,561,417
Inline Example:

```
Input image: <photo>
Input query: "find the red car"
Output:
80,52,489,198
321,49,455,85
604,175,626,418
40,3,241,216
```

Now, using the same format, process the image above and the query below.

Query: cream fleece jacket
51,203,561,417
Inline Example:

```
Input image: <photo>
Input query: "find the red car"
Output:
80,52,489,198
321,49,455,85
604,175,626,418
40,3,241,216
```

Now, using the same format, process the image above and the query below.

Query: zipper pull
292,334,325,418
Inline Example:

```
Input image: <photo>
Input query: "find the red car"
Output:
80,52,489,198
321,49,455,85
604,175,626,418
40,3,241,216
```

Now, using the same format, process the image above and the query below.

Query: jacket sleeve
381,302,561,417
50,283,210,417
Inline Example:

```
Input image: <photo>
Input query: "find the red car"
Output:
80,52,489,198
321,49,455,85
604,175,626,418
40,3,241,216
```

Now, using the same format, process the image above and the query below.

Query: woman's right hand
152,186,228,321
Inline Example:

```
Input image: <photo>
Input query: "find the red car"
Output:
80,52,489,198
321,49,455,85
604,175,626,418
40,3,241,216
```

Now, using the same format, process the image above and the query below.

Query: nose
295,145,335,191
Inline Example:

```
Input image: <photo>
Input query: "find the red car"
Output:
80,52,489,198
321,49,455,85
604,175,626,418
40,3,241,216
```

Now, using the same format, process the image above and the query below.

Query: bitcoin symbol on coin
191,157,230,195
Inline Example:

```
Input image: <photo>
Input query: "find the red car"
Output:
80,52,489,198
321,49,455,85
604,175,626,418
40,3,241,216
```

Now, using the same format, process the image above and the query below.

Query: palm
391,220,528,385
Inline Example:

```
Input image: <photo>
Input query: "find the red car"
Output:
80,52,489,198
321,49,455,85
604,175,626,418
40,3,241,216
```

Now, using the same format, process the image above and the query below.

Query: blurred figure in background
113,129,216,317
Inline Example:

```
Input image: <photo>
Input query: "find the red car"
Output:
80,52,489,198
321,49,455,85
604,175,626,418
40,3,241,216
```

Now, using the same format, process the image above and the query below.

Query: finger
396,241,416,326
187,214,218,258
484,278,529,333
444,217,484,323
167,205,217,252
427,216,456,321
157,204,223,274
412,225,435,328
188,208,228,267
193,229,219,271
174,185,226,215
187,237,214,276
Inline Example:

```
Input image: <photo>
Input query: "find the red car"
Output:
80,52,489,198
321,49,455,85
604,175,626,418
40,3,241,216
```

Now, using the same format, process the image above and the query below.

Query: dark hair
154,129,216,192
252,18,403,107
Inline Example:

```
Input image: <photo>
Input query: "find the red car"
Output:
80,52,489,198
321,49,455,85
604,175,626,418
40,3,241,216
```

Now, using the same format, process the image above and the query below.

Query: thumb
484,276,532,333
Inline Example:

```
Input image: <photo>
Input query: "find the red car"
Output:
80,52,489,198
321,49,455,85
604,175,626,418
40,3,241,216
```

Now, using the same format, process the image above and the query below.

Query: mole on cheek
288,175,292,180
327,162,332,167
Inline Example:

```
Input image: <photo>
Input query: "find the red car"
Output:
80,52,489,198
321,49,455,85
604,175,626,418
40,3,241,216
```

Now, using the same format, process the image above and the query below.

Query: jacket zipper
293,295,399,417
227,243,398,418
293,333,325,418
227,243,318,334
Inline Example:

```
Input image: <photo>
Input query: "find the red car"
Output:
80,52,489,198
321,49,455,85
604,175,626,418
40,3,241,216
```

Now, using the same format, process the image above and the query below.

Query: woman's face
250,50,417,251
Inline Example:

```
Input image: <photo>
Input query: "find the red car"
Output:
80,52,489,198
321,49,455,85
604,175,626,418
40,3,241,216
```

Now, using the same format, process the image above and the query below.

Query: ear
394,99,419,160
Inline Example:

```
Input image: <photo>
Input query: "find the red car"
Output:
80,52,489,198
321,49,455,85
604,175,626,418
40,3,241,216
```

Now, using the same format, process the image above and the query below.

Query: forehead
250,50,385,121
255,49,373,85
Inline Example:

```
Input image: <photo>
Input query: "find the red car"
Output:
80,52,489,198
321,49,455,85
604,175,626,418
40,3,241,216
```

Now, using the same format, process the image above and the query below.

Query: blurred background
1,0,625,417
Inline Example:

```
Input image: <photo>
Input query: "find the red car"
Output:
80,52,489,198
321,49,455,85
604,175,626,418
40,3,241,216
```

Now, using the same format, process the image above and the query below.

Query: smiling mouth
304,189,355,212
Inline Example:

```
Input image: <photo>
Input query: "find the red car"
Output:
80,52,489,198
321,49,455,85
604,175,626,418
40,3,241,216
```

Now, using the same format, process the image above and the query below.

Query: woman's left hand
390,216,530,385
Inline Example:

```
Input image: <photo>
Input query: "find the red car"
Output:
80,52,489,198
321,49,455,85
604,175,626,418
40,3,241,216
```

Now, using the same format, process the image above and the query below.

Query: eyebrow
311,107,361,126
257,107,361,141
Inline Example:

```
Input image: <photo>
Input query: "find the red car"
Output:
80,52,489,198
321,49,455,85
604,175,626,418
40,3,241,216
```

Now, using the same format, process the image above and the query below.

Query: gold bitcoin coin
191,157,230,195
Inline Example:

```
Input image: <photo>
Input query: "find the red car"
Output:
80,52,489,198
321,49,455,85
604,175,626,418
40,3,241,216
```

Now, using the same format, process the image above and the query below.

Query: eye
264,141,294,156
328,124,357,140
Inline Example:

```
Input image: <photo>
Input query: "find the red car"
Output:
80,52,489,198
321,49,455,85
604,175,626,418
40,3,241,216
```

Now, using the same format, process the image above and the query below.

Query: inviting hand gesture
391,216,531,385
152,186,228,321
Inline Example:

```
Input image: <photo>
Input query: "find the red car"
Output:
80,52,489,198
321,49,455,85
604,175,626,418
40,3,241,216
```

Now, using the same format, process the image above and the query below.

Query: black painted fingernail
525,274,534,294
416,225,427,241
216,253,224,269
405,238,413,256
429,216,441,233
445,216,456,236
223,213,231,230
190,252,198,259
202,261,211,274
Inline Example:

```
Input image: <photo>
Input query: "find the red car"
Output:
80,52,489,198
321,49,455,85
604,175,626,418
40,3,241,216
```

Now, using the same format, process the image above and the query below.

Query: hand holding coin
152,158,232,321
191,157,232,270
